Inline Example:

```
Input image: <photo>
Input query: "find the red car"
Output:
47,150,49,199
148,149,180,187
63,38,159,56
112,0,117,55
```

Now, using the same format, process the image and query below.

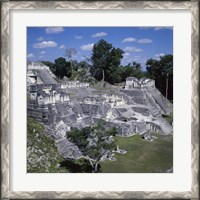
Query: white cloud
75,35,82,39
133,56,141,60
123,52,130,57
37,37,44,41
92,32,107,38
122,37,136,43
138,38,152,44
154,27,173,31
127,56,141,62
121,55,142,66
38,55,44,59
40,51,46,54
45,27,64,34
27,53,34,58
124,46,142,52
59,44,66,49
81,56,86,60
33,41,57,48
154,53,165,59
80,43,94,51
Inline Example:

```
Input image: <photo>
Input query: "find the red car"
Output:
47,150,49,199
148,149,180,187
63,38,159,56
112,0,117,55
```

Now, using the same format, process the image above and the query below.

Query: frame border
1,1,199,199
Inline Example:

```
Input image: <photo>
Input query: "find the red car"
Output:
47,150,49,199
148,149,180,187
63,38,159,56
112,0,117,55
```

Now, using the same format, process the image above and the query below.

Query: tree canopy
91,39,124,84
120,61,143,82
146,54,173,100
42,40,173,100
43,57,71,79
67,119,118,172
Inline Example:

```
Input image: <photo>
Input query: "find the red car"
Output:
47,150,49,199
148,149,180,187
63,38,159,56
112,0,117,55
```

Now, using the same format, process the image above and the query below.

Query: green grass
69,93,76,96
100,133,173,173
27,118,173,173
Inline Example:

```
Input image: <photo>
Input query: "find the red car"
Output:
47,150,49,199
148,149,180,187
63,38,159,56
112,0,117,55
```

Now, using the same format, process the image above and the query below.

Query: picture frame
1,1,199,199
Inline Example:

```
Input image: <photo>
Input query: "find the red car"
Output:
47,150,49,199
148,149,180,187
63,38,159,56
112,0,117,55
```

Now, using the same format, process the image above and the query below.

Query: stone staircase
37,69,57,84
145,90,162,116
150,88,173,114
148,106,161,117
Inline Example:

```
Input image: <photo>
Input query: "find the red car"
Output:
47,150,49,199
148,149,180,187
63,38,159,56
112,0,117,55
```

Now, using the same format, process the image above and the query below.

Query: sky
27,27,173,70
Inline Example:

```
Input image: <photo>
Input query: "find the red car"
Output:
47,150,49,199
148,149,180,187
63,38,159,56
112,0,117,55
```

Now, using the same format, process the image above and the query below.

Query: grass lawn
100,133,173,173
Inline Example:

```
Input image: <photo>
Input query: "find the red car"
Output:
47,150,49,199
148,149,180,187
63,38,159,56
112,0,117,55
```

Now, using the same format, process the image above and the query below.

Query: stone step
37,69,57,84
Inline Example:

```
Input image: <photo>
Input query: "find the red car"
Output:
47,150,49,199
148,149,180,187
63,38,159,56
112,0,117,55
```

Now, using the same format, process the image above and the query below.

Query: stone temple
27,62,173,159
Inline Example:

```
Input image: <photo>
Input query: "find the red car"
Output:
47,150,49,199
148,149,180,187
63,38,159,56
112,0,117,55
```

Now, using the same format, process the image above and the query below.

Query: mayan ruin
27,27,173,173
27,61,173,162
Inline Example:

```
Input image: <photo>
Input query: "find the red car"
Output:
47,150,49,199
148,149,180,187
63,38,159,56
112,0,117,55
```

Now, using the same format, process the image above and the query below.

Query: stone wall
93,118,147,136
93,116,172,136
131,107,150,116
80,103,100,116
102,94,127,106
125,77,155,89
28,62,50,70
28,84,70,105
61,81,89,89
121,86,172,115
27,72,173,141
27,106,49,124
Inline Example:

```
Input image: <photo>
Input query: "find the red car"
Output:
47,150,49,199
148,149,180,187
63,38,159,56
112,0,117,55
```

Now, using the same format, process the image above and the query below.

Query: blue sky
27,27,173,70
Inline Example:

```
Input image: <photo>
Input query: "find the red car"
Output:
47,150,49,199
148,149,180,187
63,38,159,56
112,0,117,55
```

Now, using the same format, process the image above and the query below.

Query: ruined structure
27,61,57,85
27,62,173,160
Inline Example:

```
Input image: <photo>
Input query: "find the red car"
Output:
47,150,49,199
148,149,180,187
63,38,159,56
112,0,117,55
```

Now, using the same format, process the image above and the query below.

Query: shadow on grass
59,159,101,173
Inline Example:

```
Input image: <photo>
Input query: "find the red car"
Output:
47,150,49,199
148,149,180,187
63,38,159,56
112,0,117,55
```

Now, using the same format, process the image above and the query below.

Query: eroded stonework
27,62,173,159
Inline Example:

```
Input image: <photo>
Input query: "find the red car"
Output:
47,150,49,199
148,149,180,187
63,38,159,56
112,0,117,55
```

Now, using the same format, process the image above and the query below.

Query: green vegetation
27,117,68,173
91,39,124,84
67,119,118,173
35,40,173,173
146,55,173,100
100,133,173,173
120,61,144,81
43,39,173,100
59,158,93,173
27,118,173,173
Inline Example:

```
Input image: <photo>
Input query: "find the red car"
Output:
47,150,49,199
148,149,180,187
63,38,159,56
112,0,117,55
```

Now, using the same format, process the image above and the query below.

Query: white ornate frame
1,1,199,199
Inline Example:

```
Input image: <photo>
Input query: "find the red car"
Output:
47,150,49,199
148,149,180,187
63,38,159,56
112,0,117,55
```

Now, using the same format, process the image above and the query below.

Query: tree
120,61,143,81
67,119,118,173
73,61,95,83
42,61,54,68
91,39,124,84
42,60,57,78
54,57,71,79
65,48,77,76
131,61,143,78
146,54,173,100
146,58,161,80
42,58,71,79
159,55,173,99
